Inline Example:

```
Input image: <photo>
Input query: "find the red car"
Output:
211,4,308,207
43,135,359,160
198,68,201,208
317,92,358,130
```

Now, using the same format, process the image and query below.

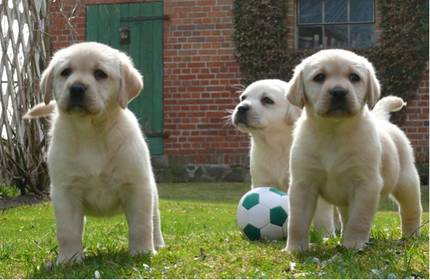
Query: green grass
0,183,428,278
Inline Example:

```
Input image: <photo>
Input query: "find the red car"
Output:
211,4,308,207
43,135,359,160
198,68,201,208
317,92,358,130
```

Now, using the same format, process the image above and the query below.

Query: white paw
56,250,84,265
155,240,165,250
129,247,156,257
342,238,367,250
283,242,309,253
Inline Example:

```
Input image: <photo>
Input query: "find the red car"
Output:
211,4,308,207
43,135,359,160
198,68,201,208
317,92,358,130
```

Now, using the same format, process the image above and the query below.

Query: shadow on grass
286,236,428,279
28,251,152,279
159,182,429,212
158,182,250,204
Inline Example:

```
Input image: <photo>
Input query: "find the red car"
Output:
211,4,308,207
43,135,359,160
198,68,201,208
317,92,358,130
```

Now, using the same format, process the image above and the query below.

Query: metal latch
119,28,130,45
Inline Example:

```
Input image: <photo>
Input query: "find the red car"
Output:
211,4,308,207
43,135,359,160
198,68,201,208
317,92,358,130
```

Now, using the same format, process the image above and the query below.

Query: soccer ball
237,187,289,241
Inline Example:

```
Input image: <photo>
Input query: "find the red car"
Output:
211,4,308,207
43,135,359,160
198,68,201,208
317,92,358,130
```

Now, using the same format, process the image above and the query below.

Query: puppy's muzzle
328,86,348,112
233,104,250,125
68,83,87,111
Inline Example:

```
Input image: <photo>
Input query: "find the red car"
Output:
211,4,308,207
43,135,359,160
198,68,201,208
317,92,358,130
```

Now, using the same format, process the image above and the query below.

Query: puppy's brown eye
349,73,360,82
94,69,108,80
313,73,325,83
60,68,72,77
240,95,247,101
261,96,274,105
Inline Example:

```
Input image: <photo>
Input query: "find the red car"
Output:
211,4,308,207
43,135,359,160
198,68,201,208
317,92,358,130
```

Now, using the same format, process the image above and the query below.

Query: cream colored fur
24,42,164,264
285,49,422,252
23,100,56,119
231,79,337,236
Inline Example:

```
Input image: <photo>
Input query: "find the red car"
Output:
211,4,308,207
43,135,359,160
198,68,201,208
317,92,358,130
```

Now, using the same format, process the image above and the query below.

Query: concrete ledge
151,156,250,183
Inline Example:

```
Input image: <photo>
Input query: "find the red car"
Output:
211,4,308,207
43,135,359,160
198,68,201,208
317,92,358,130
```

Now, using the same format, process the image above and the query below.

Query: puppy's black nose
237,105,250,114
69,83,87,108
329,87,348,99
70,83,87,96
233,104,250,125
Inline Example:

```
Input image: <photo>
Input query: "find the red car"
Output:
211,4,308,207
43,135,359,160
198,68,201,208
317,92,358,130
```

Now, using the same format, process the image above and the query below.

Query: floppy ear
366,62,381,109
280,83,302,125
118,59,144,108
40,64,54,105
286,64,306,108
285,104,302,125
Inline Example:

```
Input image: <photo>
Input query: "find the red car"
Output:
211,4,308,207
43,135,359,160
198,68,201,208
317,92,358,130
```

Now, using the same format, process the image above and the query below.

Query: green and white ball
237,187,289,241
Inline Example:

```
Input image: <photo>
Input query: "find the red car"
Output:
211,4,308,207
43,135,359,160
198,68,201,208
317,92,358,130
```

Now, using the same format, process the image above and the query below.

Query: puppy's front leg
52,188,84,264
124,185,155,256
285,182,318,252
342,184,380,249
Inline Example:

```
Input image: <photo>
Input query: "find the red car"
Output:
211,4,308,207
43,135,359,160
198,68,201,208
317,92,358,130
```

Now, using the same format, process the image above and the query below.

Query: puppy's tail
371,96,406,121
23,101,56,119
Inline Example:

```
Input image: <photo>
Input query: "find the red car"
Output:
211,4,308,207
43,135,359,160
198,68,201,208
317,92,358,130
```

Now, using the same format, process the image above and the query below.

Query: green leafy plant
233,0,289,81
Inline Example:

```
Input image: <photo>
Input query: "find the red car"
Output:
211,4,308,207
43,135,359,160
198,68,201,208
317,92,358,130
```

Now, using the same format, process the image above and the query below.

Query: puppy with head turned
285,49,422,252
231,79,338,236
25,42,164,264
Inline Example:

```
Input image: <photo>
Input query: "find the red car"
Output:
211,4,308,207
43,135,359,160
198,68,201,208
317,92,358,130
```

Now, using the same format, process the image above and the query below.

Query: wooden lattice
0,0,49,195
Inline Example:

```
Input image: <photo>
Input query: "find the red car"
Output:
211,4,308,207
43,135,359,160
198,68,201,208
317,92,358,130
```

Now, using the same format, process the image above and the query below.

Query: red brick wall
286,0,296,48
48,0,249,166
163,0,248,165
48,0,428,166
401,67,429,163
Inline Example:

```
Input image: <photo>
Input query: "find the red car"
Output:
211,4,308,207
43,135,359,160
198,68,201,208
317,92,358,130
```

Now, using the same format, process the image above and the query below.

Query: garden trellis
0,0,49,194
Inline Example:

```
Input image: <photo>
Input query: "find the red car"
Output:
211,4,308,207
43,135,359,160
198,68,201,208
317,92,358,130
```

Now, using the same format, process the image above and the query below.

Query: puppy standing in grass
24,42,164,264
285,49,422,252
231,79,338,236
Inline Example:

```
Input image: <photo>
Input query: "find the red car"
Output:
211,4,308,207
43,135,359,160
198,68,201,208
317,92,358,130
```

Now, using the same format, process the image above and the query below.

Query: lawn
0,183,428,278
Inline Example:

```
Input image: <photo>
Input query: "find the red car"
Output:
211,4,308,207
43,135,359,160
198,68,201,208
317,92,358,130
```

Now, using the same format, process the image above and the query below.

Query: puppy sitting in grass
285,49,422,252
24,42,164,264
231,79,338,236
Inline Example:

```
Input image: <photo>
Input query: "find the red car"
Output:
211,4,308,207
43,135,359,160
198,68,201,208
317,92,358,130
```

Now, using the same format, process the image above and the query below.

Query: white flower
143,263,152,272
289,262,296,271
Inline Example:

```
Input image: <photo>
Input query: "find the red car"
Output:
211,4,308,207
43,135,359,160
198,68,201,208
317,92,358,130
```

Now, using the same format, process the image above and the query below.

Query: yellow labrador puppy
231,79,338,236
285,49,422,252
24,42,164,264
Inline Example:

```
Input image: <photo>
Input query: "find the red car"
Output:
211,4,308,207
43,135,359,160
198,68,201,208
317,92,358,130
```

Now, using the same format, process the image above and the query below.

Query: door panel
86,2,164,155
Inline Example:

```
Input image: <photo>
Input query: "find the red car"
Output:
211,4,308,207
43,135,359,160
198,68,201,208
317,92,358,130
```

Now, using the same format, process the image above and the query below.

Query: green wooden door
86,2,164,155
